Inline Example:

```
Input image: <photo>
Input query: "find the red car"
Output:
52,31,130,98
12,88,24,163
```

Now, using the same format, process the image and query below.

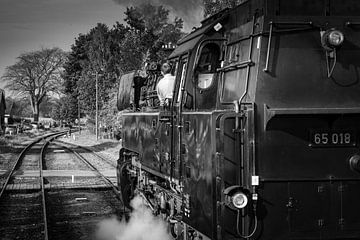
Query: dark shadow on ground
87,142,120,152
55,139,120,154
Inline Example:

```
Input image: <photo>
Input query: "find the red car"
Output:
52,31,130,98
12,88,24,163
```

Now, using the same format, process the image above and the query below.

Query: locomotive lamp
321,29,345,50
232,192,248,209
320,29,344,77
328,30,344,46
224,186,249,210
349,154,360,173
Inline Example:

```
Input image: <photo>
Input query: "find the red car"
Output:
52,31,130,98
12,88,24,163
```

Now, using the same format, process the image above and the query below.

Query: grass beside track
0,131,46,170
60,130,121,164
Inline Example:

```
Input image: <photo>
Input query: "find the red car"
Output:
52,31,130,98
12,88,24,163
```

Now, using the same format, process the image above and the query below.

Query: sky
0,0,204,94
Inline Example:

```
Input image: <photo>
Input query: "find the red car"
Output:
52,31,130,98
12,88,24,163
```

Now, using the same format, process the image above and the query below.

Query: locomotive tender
117,0,360,239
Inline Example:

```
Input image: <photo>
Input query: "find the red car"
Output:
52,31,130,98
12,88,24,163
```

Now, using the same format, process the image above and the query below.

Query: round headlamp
321,29,345,50
232,192,248,209
224,186,250,210
328,30,344,46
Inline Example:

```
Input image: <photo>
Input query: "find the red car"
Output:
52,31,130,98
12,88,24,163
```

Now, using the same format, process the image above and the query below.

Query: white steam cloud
95,195,171,240
113,0,204,32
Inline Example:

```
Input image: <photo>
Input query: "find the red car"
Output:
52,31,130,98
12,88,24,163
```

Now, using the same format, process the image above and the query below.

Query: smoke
95,195,171,240
113,0,204,31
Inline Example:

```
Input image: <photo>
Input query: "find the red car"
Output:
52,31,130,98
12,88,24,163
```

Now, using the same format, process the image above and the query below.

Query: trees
76,23,119,116
63,23,124,119
62,34,90,122
5,97,32,118
202,0,245,17
124,3,184,63
5,96,53,119
2,48,67,122
62,3,184,131
50,96,77,123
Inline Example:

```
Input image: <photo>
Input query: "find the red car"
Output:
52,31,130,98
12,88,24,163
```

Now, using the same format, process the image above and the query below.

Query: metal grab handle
263,22,273,72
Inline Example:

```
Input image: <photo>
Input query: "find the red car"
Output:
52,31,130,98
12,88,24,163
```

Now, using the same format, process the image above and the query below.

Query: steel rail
40,139,50,240
0,131,68,200
55,139,116,167
39,132,69,240
52,141,121,200
39,131,74,240
0,131,67,240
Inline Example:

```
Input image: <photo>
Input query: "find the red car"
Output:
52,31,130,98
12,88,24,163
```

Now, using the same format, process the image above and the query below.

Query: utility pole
95,72,98,141
78,96,81,134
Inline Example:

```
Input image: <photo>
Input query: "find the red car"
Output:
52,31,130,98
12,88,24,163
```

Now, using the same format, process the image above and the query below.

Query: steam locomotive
117,0,360,239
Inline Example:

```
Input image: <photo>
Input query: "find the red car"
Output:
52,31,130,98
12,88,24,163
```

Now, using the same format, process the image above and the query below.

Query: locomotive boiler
117,0,360,239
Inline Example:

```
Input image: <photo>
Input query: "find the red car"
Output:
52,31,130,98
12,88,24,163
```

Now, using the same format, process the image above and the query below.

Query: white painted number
314,132,352,145
314,133,329,144
345,133,351,144
314,133,321,144
332,133,338,144
322,133,328,144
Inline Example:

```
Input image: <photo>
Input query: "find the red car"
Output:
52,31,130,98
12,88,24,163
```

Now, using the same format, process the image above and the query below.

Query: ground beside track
0,129,121,178
0,130,55,185
0,192,44,240
0,129,125,240
47,189,125,240
0,131,48,170
59,130,121,163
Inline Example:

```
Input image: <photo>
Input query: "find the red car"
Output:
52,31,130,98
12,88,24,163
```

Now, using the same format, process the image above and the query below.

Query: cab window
195,43,221,89
194,42,222,110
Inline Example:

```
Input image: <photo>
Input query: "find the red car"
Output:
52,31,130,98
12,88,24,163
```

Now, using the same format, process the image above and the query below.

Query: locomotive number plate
309,130,356,147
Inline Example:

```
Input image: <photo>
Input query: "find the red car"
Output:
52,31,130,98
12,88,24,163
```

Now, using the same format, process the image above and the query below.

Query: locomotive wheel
170,222,178,239
170,221,184,240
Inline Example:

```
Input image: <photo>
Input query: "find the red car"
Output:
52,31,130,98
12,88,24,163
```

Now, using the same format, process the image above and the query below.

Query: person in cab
156,62,175,106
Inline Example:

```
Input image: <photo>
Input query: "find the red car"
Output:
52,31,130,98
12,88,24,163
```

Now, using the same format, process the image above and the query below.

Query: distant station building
0,89,5,133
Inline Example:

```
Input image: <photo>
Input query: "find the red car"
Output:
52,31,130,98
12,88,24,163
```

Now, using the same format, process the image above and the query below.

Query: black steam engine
117,0,360,239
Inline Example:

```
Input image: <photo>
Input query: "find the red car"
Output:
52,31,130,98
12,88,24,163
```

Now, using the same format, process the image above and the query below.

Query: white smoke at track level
95,195,171,240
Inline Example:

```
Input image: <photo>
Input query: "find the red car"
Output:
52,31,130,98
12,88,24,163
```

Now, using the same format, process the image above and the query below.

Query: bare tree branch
1,47,67,121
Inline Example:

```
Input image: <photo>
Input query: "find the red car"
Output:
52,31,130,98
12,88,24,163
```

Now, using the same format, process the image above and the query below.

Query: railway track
0,131,67,240
0,131,125,240
54,139,116,168
45,140,125,240
51,140,121,199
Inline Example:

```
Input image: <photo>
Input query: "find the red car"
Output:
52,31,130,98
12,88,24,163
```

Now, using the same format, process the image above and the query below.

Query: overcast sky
0,0,203,94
